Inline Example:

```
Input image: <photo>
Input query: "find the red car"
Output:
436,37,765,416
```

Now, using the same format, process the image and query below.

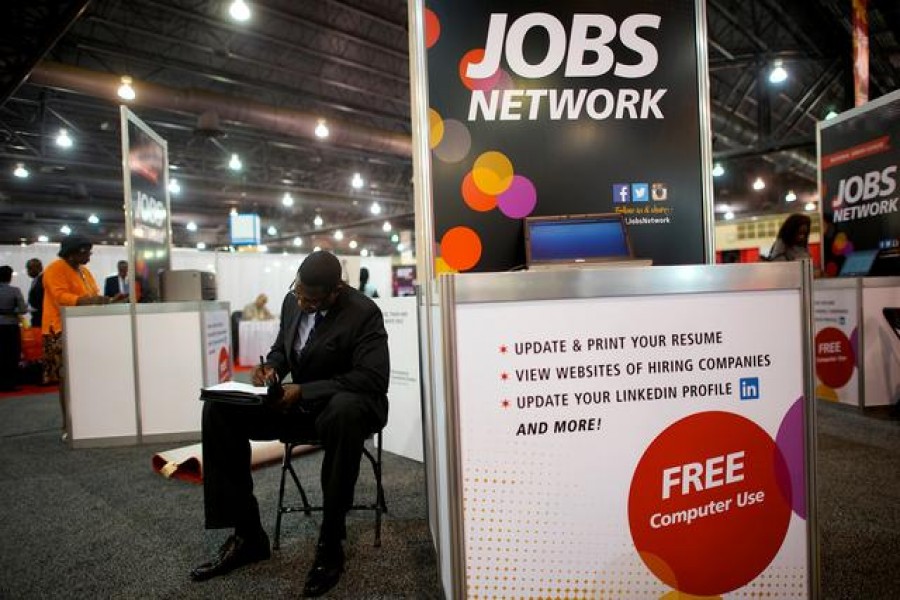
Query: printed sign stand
440,262,818,598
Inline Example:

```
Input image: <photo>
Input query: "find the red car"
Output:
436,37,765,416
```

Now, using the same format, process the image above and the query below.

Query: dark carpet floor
0,393,897,599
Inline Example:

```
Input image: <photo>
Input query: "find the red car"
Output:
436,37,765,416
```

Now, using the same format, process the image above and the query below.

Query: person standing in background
43,235,124,438
0,265,27,391
357,267,379,298
26,258,44,329
104,260,130,298
766,213,812,262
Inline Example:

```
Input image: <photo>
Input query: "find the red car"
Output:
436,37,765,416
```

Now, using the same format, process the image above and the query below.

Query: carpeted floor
0,392,897,598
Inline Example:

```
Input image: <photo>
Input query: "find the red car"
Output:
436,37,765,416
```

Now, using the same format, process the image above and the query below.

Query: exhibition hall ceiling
0,0,898,252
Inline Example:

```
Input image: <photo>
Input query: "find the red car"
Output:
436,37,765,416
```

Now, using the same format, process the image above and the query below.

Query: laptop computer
524,213,651,270
838,249,879,277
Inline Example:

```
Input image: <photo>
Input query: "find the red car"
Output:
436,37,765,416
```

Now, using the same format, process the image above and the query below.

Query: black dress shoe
302,543,344,597
190,532,271,582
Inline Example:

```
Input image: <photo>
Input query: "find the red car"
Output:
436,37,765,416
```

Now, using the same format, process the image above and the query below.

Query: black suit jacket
104,275,124,297
266,286,389,418
28,273,43,328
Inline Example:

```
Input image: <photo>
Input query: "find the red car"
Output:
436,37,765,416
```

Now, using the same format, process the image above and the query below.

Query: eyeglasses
292,282,334,311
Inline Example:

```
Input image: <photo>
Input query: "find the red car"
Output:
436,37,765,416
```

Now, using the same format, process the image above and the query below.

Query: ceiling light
292,237,303,247
117,76,136,101
315,119,329,139
87,214,99,224
38,235,49,243
349,240,358,249
361,248,369,257
397,243,405,252
196,242,206,250
60,225,71,235
724,211,735,221
314,246,321,252
768,61,788,84
229,0,251,21
712,163,725,177
229,207,238,216
13,163,28,178
168,178,181,195
229,153,242,171
785,190,797,202
752,177,765,191
370,201,382,215
186,221,198,232
56,128,73,148
351,173,364,189
804,202,817,212
282,192,294,207
391,233,399,243
825,110,838,120
267,225,278,236
382,221,392,232
333,230,344,241
313,214,324,228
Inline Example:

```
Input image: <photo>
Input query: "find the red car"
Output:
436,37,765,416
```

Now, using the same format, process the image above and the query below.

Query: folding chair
273,430,387,550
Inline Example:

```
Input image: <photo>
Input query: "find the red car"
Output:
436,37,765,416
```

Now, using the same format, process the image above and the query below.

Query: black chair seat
274,430,387,550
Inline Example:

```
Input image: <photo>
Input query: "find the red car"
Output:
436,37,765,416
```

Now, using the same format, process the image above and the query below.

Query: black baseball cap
58,235,93,258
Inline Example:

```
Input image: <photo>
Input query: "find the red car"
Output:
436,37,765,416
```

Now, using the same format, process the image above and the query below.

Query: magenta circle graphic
775,397,807,519
497,175,536,218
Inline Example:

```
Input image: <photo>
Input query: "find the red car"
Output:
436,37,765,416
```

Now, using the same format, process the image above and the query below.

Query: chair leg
274,444,292,551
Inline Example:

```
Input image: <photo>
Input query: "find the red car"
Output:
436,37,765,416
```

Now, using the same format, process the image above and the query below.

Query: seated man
242,293,274,320
191,251,389,597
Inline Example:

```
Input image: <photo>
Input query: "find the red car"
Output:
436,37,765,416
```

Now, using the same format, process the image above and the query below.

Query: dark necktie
309,311,324,339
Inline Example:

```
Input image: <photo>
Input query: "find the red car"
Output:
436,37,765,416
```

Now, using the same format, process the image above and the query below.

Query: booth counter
813,276,900,408
63,301,231,448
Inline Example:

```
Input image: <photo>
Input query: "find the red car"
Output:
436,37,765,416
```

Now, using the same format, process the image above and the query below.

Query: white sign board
452,287,811,597
813,284,860,406
203,308,232,386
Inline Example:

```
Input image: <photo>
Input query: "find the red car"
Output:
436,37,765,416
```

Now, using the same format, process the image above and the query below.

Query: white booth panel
862,280,900,407
65,311,137,444
376,296,423,462
136,310,204,437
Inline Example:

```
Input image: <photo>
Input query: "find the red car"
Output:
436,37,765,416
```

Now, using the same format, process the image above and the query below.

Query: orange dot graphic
425,9,441,49
441,226,482,271
459,48,485,91
462,171,497,212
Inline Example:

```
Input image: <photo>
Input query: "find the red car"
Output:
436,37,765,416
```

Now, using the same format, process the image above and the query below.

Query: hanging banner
819,89,900,276
852,0,869,107
121,107,172,302
420,0,712,272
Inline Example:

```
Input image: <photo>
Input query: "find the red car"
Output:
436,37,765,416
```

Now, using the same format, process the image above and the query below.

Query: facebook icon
739,377,760,401
612,184,630,204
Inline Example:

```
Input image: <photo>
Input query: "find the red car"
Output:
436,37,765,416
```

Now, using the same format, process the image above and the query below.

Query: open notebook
524,212,651,270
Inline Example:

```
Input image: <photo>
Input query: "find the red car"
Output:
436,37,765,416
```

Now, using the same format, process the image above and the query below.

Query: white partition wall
64,307,137,444
376,296,423,461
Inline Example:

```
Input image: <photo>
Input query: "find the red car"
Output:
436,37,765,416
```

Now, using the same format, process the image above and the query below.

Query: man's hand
111,293,128,303
251,364,276,386
266,383,301,414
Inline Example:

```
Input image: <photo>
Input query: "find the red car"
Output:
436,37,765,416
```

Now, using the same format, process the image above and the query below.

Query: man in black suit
104,260,129,298
25,258,43,329
190,251,389,597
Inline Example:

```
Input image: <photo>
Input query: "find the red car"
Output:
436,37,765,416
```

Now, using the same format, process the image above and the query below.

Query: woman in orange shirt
42,235,125,440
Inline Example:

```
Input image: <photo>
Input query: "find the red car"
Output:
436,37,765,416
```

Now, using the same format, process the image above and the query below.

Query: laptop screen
525,213,633,266
839,249,879,277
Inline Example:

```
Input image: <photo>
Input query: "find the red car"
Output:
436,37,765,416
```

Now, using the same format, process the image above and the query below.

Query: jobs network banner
422,1,708,272
820,90,900,275
453,291,809,597
122,108,172,302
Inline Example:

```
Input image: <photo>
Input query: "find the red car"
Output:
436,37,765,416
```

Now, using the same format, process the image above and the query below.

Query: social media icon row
613,182,668,204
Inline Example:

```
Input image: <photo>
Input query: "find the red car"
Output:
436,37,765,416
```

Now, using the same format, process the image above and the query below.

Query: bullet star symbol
501,399,510,409
500,372,509,381
499,345,507,353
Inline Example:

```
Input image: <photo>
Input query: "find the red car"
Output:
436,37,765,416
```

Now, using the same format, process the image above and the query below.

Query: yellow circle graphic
428,108,444,149
472,151,514,195
434,256,457,275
